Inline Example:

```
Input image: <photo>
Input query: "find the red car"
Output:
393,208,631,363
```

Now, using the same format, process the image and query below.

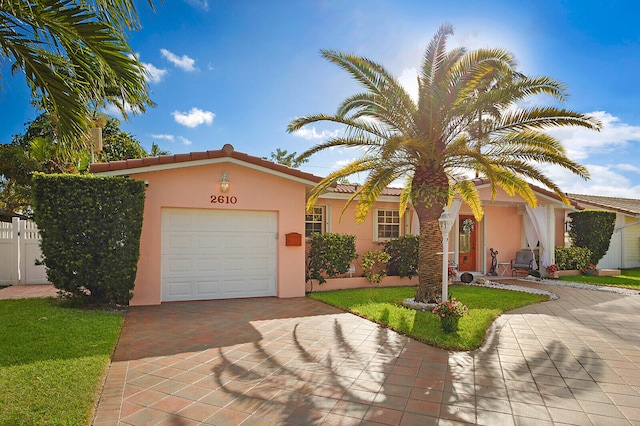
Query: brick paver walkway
92,282,640,425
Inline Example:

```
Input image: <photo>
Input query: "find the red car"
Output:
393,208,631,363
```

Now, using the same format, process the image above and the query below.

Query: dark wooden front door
458,215,477,271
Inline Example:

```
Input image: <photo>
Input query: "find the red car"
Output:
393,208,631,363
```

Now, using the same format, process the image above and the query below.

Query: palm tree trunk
412,167,449,303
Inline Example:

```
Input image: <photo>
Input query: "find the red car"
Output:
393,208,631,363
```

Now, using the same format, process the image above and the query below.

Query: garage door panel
164,280,191,298
196,280,219,295
162,208,277,302
164,257,193,274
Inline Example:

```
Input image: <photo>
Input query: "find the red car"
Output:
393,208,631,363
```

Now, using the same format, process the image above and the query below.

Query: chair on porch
510,250,535,276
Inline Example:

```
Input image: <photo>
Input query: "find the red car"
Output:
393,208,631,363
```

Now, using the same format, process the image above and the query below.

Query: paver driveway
93,282,640,425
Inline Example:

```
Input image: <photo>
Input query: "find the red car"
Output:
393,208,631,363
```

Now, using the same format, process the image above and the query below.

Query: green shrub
383,235,419,278
306,233,357,285
32,173,145,305
554,246,592,271
568,210,616,265
362,250,391,285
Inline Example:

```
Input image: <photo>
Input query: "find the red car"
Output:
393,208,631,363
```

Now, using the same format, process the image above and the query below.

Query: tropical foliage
0,113,150,214
0,0,155,148
288,23,601,302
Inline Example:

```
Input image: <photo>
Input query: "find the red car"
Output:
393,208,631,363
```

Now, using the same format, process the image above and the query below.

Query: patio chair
511,250,535,276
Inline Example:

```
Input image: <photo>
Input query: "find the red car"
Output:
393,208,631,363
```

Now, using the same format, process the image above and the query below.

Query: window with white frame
305,206,325,237
376,209,400,240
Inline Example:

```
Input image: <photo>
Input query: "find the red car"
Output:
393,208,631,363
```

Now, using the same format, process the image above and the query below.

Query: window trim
374,208,401,241
305,205,327,237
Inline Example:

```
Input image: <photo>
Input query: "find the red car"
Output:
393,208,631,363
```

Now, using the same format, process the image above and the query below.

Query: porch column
547,206,555,268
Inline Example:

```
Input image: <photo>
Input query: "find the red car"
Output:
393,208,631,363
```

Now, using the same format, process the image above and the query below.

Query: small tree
32,173,145,305
568,210,616,265
362,250,391,285
266,148,309,168
383,235,419,278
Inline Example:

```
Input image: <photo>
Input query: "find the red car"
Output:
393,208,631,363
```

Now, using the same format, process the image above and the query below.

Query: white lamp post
438,206,453,302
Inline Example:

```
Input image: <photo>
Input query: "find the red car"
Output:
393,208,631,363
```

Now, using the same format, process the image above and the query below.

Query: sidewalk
0,284,58,299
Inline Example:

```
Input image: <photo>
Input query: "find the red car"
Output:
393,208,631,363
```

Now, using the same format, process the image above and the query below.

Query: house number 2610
210,195,238,204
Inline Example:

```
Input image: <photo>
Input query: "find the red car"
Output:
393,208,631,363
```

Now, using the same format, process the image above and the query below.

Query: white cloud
292,127,341,140
179,136,192,146
546,111,640,160
150,134,175,142
615,164,640,173
160,49,197,72
184,0,209,10
398,67,419,103
102,101,139,118
172,108,215,127
142,62,167,83
542,163,640,198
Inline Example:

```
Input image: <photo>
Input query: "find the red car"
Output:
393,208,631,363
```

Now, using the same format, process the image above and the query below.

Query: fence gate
0,218,49,286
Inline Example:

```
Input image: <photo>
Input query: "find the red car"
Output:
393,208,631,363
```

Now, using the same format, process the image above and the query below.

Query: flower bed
306,275,415,292
550,269,581,279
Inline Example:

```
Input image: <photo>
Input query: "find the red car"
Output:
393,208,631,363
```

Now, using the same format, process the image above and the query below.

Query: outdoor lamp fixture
219,171,230,193
438,206,453,302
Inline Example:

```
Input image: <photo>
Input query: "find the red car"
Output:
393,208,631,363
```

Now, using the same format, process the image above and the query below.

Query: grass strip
0,298,124,426
309,285,547,351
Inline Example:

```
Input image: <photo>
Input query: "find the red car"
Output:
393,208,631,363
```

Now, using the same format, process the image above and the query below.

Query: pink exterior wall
313,198,409,276
128,162,307,305
482,205,523,272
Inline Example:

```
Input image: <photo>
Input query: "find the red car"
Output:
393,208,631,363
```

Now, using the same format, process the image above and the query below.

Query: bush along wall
568,210,616,265
306,233,357,287
382,235,419,278
554,246,592,271
32,173,145,305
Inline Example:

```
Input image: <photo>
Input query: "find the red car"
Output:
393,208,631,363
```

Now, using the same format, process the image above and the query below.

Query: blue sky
2,0,640,197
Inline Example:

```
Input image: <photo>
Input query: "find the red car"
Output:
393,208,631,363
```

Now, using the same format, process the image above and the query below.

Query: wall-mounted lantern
219,171,230,193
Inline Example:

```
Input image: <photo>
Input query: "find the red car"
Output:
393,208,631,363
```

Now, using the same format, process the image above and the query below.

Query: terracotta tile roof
334,183,403,196
90,144,323,184
567,193,640,216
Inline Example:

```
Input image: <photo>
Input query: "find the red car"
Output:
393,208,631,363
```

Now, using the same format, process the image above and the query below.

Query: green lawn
308,285,547,351
559,268,640,288
0,298,124,426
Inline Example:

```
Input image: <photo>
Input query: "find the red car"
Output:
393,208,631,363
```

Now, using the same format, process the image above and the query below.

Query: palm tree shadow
207,316,409,424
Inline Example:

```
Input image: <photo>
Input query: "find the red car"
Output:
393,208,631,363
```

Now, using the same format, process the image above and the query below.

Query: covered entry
161,208,277,302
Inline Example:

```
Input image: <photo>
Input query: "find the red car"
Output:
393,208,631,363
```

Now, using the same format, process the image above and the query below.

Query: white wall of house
622,216,640,269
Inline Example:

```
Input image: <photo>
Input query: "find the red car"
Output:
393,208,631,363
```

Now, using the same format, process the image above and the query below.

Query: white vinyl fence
0,218,49,286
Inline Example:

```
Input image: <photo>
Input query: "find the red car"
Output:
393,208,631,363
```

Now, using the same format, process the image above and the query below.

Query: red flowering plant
432,298,469,332
581,264,598,275
546,264,558,274
432,298,469,318
447,266,457,277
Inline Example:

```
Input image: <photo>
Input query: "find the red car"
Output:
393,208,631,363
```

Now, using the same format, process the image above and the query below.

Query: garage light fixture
219,171,230,193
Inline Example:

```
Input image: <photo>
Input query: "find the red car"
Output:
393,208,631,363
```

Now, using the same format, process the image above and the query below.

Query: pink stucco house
91,144,573,306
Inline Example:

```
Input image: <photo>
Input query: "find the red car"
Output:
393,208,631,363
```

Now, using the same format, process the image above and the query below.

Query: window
376,209,400,240
305,206,325,237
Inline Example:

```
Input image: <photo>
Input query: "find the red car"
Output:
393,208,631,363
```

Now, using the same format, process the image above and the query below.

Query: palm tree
287,24,601,303
149,142,170,157
0,0,155,149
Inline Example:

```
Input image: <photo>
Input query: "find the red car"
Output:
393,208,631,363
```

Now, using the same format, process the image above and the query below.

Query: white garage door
161,208,277,302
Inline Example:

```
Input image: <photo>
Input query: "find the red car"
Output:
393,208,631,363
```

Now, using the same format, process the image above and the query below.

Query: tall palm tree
0,0,155,149
288,24,601,303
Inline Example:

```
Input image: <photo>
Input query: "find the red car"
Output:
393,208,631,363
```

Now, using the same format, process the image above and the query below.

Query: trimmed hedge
382,235,419,278
32,173,145,305
554,246,592,271
568,210,616,265
306,233,357,285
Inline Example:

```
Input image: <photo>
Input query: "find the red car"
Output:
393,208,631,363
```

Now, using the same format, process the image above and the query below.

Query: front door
458,215,477,271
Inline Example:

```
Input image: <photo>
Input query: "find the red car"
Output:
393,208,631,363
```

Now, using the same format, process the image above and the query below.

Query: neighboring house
567,194,640,269
91,144,575,306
